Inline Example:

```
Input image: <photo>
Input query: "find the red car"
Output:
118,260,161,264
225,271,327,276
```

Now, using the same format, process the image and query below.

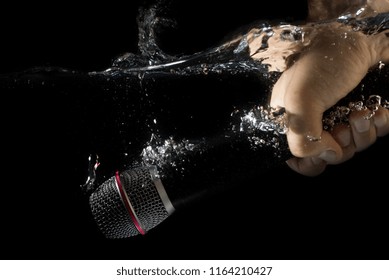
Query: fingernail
318,150,337,162
337,129,351,147
374,113,387,129
354,118,370,133
311,156,324,166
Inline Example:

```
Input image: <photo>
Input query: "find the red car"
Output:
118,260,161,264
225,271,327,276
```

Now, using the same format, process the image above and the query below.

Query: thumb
270,63,343,162
284,110,344,176
286,109,343,163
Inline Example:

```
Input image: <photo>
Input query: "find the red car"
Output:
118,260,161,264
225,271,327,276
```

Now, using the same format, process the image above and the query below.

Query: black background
0,0,388,260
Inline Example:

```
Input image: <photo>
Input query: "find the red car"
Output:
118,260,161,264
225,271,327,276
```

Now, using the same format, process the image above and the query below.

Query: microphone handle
152,133,289,210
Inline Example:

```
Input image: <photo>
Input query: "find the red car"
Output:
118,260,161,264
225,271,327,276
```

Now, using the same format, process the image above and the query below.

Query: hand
270,21,389,176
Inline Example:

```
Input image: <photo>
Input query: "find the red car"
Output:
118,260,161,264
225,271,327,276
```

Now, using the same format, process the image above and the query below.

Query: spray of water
86,2,389,171
1,1,387,187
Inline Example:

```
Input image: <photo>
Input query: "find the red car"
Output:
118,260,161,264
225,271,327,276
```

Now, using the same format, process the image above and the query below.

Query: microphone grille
89,166,174,239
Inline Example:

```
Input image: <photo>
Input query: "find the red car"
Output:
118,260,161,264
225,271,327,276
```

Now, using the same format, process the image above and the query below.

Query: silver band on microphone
149,165,175,215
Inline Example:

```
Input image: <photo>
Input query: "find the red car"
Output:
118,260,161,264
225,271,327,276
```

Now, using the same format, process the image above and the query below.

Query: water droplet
322,94,388,130
356,7,365,16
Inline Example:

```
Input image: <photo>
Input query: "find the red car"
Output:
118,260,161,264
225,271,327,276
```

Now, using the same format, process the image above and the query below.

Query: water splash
337,7,389,35
323,94,389,130
86,3,388,174
81,154,100,194
141,133,203,167
232,106,288,134
2,1,387,189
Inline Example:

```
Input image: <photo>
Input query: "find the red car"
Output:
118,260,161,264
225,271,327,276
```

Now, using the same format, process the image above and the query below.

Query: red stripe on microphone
115,171,146,235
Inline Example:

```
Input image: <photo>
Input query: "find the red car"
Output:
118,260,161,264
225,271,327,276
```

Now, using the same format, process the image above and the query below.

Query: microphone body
89,63,389,239
89,130,290,239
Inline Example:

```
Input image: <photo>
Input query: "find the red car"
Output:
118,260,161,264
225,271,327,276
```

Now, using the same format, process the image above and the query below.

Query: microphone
88,79,389,239
89,125,291,239
89,123,291,238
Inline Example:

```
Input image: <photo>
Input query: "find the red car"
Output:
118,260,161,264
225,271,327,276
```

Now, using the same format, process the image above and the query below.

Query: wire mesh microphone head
89,166,174,239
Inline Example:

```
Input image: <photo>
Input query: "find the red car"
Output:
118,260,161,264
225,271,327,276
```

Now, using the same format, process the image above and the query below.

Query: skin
269,0,389,176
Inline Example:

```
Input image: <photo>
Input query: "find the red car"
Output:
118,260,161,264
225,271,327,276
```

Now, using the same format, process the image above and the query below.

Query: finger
330,124,356,164
373,107,389,137
285,112,343,164
271,78,344,162
284,129,342,176
349,109,377,152
286,156,327,177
